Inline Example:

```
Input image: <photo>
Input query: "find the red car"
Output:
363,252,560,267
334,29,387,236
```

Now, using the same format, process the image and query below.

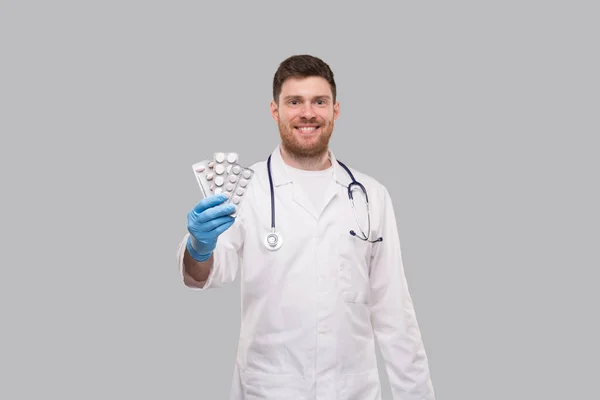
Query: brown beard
278,118,334,160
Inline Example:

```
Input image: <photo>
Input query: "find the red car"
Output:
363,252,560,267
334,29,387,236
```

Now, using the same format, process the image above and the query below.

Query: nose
301,102,316,119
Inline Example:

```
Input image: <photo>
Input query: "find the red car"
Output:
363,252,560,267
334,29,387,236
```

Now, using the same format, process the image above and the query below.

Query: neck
280,145,331,171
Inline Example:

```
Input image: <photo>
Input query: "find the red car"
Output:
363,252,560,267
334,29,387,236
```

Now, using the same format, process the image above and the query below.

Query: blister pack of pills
192,152,254,217
192,159,216,198
213,152,240,177
226,166,254,216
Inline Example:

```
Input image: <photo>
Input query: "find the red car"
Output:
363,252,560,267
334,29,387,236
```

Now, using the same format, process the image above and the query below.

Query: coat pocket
342,291,370,304
338,232,372,298
340,369,381,400
242,371,308,400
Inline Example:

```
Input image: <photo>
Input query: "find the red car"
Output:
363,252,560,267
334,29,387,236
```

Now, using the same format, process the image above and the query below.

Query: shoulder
337,160,391,202
247,159,267,174
337,161,397,232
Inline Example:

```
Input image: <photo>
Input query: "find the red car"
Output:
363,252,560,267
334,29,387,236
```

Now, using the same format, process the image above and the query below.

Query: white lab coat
177,145,435,400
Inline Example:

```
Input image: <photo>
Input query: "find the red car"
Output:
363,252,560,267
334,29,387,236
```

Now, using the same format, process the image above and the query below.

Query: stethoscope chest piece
264,230,283,251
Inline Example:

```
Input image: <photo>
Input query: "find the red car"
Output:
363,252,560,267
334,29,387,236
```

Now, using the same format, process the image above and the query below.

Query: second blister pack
213,152,240,176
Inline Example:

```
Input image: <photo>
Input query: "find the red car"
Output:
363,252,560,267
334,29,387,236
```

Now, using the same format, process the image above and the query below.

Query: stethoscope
264,154,383,251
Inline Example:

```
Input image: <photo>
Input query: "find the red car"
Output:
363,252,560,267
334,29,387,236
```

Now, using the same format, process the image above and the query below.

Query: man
177,55,435,399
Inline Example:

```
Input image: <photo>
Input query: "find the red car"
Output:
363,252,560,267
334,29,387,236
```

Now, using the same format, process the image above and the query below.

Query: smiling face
270,76,340,159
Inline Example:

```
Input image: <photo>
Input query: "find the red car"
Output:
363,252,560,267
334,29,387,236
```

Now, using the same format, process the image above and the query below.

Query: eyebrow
283,95,332,100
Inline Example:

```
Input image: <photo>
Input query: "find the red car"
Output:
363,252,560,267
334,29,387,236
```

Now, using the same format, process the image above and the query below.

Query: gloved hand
186,193,236,262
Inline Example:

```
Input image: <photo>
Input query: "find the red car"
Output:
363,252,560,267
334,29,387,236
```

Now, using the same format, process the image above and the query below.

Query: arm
369,186,435,400
183,249,213,283
176,194,245,290
176,228,242,290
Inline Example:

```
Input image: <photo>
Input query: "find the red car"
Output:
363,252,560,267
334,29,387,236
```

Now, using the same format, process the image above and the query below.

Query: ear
333,101,340,121
270,100,279,123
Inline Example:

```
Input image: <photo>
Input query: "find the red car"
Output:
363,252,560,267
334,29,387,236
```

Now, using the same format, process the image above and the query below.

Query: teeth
298,127,317,132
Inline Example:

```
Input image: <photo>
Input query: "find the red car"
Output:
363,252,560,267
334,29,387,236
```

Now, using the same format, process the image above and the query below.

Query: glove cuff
186,236,212,262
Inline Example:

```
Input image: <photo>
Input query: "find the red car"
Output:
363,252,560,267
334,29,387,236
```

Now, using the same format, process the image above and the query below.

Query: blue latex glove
186,193,236,262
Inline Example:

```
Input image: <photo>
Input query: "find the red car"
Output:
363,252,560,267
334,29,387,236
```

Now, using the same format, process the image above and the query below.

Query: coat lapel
268,145,353,221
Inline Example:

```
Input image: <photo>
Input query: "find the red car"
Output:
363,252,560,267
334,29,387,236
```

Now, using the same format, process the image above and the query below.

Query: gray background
1,1,598,399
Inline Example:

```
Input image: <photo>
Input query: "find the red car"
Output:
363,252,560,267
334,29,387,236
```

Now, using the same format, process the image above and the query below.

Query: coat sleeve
368,186,435,399
176,209,245,290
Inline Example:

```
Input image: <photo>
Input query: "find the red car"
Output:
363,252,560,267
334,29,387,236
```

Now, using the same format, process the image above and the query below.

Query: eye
316,99,327,106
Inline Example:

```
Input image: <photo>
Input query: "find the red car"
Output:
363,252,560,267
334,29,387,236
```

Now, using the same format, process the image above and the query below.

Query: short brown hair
272,54,337,103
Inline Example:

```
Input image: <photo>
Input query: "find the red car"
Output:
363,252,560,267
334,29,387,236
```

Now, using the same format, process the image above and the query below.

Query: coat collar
268,144,353,188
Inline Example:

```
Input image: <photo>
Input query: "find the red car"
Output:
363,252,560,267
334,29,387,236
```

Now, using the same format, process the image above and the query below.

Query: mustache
293,118,323,124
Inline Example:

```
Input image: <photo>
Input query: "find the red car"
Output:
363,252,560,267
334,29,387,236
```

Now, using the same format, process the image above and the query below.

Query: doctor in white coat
177,54,435,400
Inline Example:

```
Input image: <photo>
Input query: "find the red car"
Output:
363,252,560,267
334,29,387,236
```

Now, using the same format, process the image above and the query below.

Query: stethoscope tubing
264,154,381,249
